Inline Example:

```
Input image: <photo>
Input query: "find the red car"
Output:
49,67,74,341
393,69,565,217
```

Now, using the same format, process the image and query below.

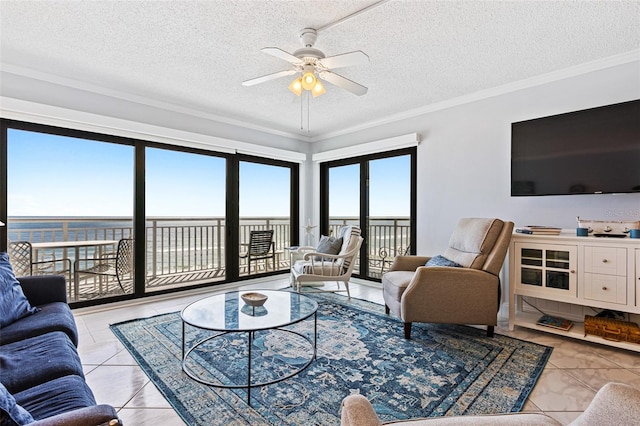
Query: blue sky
7,129,409,217
329,156,411,217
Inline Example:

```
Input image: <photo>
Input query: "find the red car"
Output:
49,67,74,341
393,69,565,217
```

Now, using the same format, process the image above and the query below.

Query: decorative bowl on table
241,292,268,307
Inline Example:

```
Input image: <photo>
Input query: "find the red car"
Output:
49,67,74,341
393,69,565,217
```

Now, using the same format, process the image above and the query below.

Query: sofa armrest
29,405,121,426
570,382,640,426
340,394,381,426
18,275,68,306
388,256,431,272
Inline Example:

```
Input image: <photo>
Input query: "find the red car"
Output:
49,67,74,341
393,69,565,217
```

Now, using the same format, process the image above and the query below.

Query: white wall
313,61,640,256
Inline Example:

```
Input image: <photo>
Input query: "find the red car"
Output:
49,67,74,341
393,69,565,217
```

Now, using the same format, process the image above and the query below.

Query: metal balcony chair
239,230,275,274
7,240,71,281
74,238,133,298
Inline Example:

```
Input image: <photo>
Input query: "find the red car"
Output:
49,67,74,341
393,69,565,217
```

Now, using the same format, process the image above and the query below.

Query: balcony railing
6,216,410,301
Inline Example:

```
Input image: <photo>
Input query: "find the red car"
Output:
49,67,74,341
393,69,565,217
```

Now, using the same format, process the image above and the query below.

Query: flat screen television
511,99,640,196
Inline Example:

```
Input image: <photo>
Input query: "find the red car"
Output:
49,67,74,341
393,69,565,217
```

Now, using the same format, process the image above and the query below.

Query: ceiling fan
242,28,369,97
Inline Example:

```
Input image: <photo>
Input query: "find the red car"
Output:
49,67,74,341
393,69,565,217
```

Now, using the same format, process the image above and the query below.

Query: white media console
508,231,640,352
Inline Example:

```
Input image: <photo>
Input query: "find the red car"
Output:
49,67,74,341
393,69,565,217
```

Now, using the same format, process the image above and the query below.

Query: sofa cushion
14,375,96,421
425,255,462,268
0,382,34,426
0,253,37,328
0,302,79,347
0,331,83,394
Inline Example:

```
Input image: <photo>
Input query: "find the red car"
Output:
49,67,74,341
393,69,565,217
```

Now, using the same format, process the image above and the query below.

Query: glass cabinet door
515,242,577,297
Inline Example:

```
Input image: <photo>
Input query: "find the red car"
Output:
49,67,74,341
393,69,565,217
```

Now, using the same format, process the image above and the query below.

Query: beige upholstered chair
382,218,514,339
291,225,364,299
340,382,640,426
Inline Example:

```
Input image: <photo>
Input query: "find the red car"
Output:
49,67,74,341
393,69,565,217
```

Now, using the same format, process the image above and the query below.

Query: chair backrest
115,238,134,277
443,218,514,276
248,230,274,256
7,241,33,276
336,225,362,269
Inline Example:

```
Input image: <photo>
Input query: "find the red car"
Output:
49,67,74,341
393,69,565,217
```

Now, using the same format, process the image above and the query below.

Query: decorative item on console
576,217,640,237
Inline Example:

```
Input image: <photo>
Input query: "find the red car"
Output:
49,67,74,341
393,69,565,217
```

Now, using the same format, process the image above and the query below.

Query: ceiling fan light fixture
301,70,316,90
311,80,325,97
288,77,303,96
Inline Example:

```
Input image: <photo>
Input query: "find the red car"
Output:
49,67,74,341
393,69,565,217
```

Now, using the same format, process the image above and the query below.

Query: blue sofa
0,256,122,426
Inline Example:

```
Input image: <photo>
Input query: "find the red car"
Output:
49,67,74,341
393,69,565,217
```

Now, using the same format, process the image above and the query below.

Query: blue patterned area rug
110,292,551,425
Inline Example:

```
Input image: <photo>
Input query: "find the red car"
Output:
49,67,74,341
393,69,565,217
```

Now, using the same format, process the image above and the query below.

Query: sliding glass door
145,147,227,292
238,159,294,277
321,148,416,280
2,120,300,308
5,127,134,302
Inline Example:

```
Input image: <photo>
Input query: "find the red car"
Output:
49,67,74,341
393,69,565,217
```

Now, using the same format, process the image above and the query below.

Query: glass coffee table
181,290,318,405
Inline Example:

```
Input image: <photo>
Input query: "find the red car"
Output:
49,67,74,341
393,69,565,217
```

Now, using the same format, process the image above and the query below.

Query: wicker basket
584,315,640,344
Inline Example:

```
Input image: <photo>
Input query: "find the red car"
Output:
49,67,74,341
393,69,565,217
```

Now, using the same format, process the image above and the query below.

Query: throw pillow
315,235,343,261
425,254,463,268
0,252,37,328
0,382,35,426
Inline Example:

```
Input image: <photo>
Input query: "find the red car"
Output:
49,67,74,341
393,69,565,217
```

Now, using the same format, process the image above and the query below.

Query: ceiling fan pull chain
307,93,311,133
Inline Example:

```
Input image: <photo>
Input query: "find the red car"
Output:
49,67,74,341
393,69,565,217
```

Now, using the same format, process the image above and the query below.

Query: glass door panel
145,148,226,292
368,155,411,279
328,164,360,274
239,161,291,276
7,129,134,302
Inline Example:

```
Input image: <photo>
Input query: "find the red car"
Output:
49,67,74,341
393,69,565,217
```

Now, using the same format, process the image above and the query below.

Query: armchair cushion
443,218,503,269
293,260,345,276
0,253,37,328
425,255,462,268
315,235,343,260
0,382,35,426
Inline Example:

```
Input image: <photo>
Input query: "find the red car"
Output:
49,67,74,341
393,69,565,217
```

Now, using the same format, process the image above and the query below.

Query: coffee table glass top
181,290,318,332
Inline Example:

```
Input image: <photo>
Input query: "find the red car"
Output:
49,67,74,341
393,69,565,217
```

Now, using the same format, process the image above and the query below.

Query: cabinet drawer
584,273,627,304
584,247,626,276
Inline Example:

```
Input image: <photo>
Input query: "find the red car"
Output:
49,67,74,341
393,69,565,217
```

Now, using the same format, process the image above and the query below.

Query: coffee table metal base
181,313,317,406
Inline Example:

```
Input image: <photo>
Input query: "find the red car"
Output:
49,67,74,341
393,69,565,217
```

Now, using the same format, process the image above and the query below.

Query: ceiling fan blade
261,47,303,64
319,71,368,96
318,51,369,69
242,69,296,86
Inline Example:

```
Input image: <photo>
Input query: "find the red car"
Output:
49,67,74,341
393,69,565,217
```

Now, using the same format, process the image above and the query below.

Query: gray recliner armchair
382,218,514,339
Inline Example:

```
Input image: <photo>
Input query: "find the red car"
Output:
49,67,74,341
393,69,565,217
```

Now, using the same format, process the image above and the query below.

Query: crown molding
312,133,420,163
0,62,313,143
0,97,307,162
2,49,638,145
309,49,640,142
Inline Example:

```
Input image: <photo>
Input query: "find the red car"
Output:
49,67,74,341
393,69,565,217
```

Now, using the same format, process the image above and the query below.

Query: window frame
0,119,300,308
319,147,417,280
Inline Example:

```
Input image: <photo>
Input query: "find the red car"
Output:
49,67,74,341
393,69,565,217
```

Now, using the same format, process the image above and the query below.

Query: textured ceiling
1,0,639,141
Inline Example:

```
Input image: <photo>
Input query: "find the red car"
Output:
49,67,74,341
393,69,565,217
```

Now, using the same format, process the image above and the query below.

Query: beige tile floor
73,278,640,426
